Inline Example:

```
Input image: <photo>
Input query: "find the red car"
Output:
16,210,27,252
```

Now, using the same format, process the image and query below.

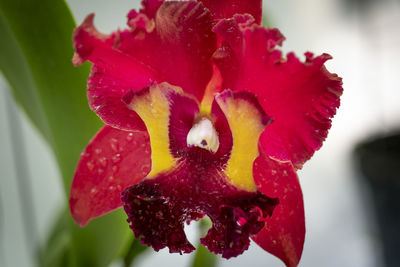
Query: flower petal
121,156,277,258
212,90,272,191
213,15,343,169
252,154,305,267
69,126,151,226
73,14,156,130
123,82,200,177
117,1,217,101
199,0,262,24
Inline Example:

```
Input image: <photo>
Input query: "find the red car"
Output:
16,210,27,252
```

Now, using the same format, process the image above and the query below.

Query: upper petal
213,16,343,169
73,1,217,128
198,0,262,24
117,1,217,101
252,154,305,267
69,126,151,226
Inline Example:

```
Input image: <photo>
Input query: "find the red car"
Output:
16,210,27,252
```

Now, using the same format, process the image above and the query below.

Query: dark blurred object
355,132,400,267
341,0,387,12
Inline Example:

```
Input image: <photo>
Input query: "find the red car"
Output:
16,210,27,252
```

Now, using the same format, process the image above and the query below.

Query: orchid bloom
69,0,343,266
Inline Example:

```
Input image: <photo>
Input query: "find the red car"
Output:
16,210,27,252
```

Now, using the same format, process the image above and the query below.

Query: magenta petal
252,154,305,267
199,0,262,24
69,126,151,226
167,89,200,158
73,14,156,130
121,152,277,258
213,16,343,169
118,1,217,101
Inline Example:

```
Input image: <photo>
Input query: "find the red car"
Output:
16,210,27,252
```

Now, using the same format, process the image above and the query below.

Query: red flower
69,0,343,266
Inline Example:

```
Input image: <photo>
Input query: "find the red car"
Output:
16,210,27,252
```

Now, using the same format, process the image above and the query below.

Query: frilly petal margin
213,15,343,169
73,14,155,131
69,126,151,226
116,1,217,101
121,157,277,258
199,0,262,24
252,154,305,267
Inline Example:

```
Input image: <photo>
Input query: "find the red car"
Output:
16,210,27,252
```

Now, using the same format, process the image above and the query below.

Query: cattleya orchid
69,0,343,266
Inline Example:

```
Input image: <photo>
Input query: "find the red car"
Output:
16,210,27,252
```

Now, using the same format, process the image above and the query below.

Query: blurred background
1,0,400,266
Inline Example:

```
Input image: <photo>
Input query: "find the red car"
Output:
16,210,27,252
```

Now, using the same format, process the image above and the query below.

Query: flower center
186,117,219,153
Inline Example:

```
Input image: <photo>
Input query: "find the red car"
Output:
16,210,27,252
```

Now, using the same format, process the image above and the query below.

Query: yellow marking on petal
128,83,180,177
200,65,222,115
216,94,266,192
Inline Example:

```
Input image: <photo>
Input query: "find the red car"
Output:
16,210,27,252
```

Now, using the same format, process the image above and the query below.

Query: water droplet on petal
108,176,114,182
98,157,107,167
87,161,95,172
97,168,104,175
126,133,134,142
95,148,102,154
81,152,90,158
112,165,118,173
109,185,115,191
112,153,121,163
90,187,97,194
110,138,119,152
141,164,151,173
271,170,277,175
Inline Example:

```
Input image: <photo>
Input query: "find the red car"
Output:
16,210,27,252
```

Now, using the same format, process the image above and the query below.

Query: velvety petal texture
120,82,278,258
70,126,151,226
213,15,343,169
122,159,277,258
253,154,305,267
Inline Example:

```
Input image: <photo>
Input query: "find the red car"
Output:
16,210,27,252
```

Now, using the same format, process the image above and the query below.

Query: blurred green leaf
121,235,148,267
0,0,136,266
191,218,219,267
191,244,219,267
39,209,72,267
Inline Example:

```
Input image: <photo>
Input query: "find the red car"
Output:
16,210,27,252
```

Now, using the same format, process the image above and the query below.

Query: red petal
73,14,156,130
213,16,343,169
199,0,262,24
69,126,151,226
252,154,305,267
118,1,217,101
140,0,164,18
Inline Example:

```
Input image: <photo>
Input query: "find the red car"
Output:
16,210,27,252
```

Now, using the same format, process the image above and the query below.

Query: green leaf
0,0,134,266
191,218,219,267
191,244,219,267
121,235,148,267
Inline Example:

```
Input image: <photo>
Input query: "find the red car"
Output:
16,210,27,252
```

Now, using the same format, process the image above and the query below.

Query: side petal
118,1,217,101
213,16,343,169
199,0,262,24
69,126,151,226
73,14,156,130
252,154,305,267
